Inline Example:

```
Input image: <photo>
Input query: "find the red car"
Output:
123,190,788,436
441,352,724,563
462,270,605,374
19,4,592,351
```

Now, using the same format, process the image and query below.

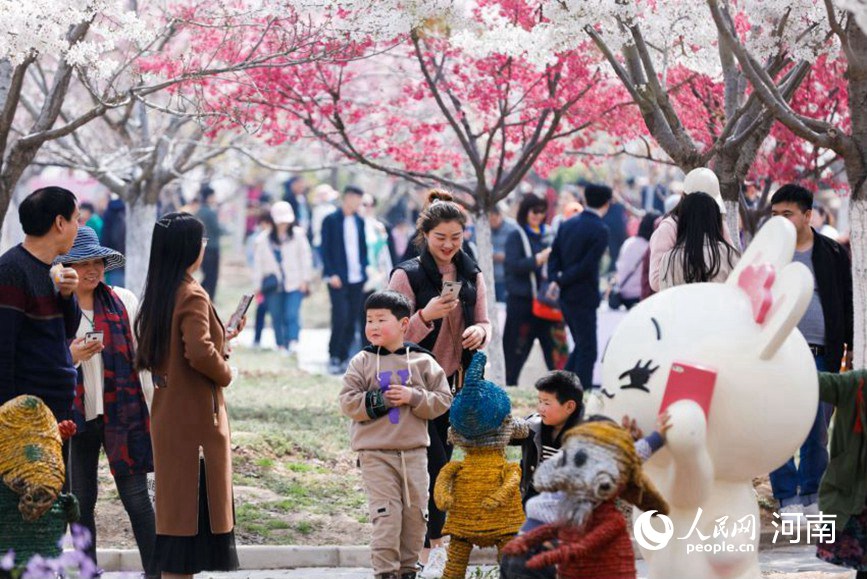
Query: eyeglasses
530,208,547,214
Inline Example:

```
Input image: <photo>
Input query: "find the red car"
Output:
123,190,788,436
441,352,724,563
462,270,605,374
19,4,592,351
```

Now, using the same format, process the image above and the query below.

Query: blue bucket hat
450,351,511,439
56,226,125,272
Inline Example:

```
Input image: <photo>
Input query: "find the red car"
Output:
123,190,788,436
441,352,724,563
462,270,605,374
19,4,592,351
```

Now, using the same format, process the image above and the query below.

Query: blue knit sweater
0,245,81,419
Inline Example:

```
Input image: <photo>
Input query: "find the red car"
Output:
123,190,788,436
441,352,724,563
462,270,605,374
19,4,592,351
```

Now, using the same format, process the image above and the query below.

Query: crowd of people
0,170,864,579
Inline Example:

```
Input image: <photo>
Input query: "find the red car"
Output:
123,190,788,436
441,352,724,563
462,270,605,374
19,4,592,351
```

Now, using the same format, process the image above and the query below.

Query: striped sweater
0,245,81,419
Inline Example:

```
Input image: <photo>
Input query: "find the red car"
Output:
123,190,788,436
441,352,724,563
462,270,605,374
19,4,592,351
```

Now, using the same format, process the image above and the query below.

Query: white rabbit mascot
595,216,817,579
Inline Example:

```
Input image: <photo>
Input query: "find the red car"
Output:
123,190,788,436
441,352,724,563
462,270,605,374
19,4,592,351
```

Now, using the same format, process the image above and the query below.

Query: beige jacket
252,227,313,292
339,345,452,451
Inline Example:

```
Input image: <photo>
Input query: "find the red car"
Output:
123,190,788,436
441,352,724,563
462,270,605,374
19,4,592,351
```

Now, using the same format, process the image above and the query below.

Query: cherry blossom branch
708,0,840,150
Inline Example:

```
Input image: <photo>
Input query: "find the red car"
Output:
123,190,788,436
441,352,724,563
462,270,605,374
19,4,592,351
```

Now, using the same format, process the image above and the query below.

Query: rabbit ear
755,263,813,360
726,216,812,360
727,217,796,285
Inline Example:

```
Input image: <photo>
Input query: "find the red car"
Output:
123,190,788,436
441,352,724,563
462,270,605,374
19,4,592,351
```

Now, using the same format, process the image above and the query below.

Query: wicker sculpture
501,421,669,579
0,395,79,565
433,352,529,579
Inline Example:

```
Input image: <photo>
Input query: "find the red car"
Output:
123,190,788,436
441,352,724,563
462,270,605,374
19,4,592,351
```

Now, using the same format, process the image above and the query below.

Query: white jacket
253,227,313,292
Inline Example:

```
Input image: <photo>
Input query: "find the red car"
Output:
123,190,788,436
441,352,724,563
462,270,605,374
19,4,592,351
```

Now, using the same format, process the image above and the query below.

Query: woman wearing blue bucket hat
56,225,157,577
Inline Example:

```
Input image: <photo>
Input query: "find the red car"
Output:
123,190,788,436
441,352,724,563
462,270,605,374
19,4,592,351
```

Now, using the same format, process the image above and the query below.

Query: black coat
504,227,549,300
320,209,368,285
548,211,609,308
811,230,853,371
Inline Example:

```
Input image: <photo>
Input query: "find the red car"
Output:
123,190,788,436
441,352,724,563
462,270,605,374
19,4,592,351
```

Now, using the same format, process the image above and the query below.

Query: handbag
261,273,280,294
516,227,563,322
608,261,641,310
260,243,284,294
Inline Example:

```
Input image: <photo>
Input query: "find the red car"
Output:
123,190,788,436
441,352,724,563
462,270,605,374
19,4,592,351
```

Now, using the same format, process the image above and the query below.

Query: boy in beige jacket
339,290,452,579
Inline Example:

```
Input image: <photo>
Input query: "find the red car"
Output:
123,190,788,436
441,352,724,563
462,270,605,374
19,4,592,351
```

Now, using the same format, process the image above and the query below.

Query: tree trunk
125,199,158,298
850,198,867,368
472,211,506,385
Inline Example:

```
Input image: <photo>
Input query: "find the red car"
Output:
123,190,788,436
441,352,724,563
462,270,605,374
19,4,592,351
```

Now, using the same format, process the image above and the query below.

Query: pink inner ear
738,264,775,324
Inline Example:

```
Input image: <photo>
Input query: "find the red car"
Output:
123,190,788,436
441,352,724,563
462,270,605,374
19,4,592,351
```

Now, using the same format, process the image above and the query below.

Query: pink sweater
388,266,492,377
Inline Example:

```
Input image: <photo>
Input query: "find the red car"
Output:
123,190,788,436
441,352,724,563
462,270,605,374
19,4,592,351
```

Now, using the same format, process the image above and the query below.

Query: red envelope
660,362,718,418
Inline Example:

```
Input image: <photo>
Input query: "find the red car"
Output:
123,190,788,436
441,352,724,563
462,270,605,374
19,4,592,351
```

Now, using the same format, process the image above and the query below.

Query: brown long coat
150,275,234,536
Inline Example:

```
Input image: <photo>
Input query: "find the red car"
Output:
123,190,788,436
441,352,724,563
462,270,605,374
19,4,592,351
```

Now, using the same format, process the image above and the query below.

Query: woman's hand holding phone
421,295,459,322
70,336,103,364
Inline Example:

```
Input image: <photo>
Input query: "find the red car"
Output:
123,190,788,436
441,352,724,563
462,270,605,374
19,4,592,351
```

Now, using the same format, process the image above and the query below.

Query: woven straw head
0,395,65,521
535,421,668,515
450,352,511,439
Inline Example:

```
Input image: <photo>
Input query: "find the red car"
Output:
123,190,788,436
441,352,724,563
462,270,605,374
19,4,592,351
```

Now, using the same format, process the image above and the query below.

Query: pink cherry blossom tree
0,0,330,242
707,0,867,364
200,0,636,380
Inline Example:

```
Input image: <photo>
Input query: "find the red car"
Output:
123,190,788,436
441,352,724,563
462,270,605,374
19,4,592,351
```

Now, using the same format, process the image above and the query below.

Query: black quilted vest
392,248,480,372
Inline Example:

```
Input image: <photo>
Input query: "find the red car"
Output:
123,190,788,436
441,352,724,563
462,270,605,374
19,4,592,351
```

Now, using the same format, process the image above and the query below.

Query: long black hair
670,192,739,283
135,212,205,372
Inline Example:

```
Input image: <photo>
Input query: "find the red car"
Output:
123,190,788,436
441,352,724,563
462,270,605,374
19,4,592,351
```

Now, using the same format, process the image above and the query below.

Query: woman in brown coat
135,212,244,578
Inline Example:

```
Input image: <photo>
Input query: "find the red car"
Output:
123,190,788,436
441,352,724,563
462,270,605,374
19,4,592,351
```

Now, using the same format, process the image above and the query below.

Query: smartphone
84,331,104,345
441,281,462,301
227,294,255,333
659,361,718,418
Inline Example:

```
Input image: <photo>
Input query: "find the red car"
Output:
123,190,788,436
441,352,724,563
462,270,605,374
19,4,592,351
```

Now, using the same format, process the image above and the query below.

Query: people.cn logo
633,510,675,551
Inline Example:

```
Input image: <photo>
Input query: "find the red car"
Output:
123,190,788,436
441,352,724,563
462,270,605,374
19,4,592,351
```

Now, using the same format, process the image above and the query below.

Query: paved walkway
102,545,854,578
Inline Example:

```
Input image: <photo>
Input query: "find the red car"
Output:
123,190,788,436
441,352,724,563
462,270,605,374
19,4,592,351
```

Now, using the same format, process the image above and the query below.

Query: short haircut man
19,186,78,237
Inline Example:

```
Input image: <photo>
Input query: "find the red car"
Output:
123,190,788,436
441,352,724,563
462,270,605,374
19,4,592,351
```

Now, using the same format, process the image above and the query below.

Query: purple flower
1,550,14,571
70,523,93,552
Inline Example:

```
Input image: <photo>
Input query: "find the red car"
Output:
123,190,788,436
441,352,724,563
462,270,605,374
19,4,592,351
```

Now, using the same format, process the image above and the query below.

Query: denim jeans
67,419,156,576
769,353,831,507
265,290,304,348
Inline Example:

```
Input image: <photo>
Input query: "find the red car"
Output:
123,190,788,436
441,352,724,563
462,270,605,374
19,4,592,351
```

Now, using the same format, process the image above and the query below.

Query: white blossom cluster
0,0,156,78
449,0,844,74
291,0,462,41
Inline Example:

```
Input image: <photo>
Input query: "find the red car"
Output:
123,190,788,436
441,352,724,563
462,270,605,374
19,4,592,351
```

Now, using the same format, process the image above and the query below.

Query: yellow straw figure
433,352,529,578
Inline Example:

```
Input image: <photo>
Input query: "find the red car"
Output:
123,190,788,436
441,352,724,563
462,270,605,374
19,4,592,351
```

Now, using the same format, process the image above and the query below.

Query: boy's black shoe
400,573,417,579
375,574,398,579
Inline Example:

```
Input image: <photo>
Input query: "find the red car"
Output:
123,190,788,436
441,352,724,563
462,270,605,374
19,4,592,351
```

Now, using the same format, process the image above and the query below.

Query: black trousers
425,410,453,545
561,302,598,390
65,419,157,576
328,282,365,362
201,248,220,300
503,296,559,386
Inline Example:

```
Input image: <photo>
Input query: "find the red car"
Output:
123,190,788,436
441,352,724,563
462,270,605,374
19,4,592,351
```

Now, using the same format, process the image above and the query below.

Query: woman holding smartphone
57,226,157,577
388,190,491,576
135,212,243,578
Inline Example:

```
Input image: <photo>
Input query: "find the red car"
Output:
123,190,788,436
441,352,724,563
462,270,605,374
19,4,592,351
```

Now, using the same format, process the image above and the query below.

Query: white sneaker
419,546,447,578
802,502,820,516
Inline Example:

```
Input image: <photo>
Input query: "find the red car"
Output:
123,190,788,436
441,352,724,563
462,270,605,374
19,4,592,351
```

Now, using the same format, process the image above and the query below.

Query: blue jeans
265,290,303,348
769,353,831,506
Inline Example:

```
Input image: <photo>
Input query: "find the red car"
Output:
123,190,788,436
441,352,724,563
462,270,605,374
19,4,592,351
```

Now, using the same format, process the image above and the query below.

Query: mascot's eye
618,359,660,393
573,450,587,469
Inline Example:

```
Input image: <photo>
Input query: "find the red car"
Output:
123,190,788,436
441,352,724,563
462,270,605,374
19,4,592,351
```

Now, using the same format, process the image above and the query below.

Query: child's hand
384,385,413,407
621,415,643,440
657,411,672,440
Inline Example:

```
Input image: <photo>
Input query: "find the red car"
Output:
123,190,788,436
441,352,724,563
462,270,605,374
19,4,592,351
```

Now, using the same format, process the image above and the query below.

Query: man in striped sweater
0,187,81,420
